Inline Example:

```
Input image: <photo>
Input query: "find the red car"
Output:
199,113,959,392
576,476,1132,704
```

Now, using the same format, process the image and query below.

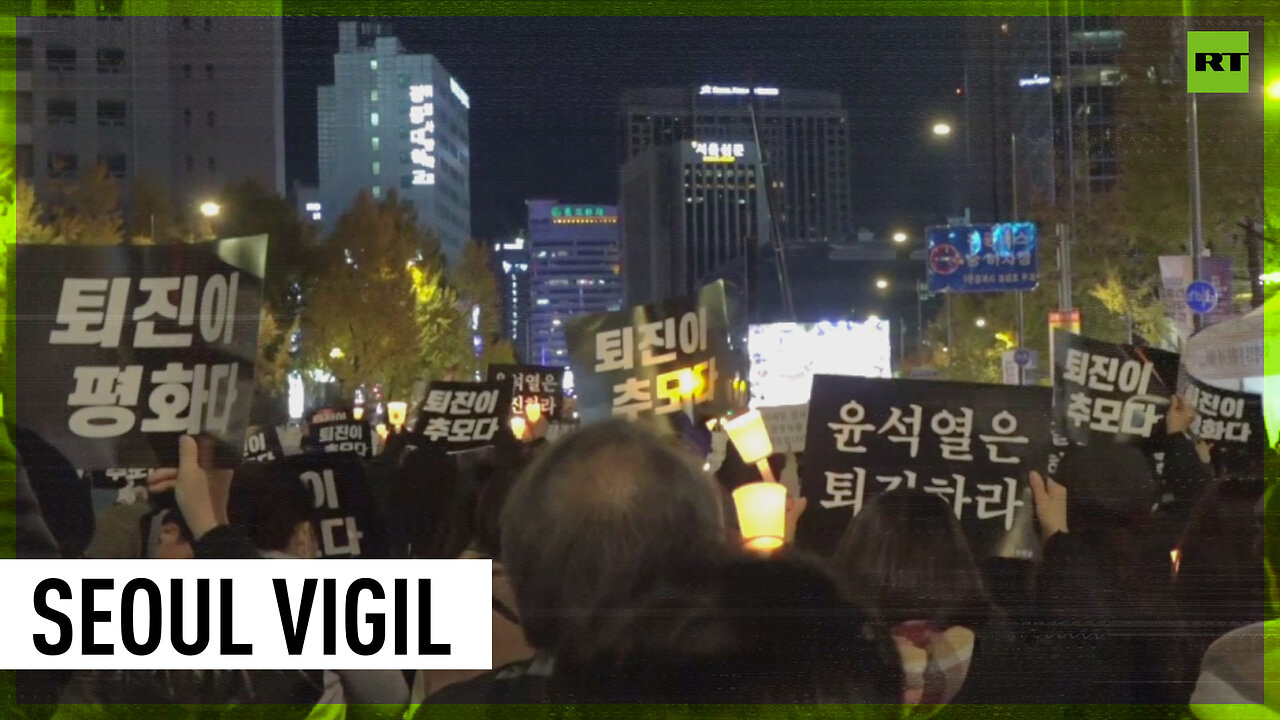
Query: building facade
620,139,771,308
317,21,471,261
620,86,853,245
492,233,532,362
15,1,285,233
526,199,624,366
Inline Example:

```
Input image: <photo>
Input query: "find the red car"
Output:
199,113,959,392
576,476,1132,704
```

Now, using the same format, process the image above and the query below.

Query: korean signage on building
799,376,1049,560
692,141,745,163
550,205,613,218
408,83,436,186
1052,331,1180,446
926,223,1039,293
565,281,748,424
14,237,266,470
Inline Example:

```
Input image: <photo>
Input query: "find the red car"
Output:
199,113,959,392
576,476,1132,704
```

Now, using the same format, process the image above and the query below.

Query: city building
15,2,285,232
316,21,471,261
526,199,624,366
620,86,853,244
620,139,771,309
492,233,532,362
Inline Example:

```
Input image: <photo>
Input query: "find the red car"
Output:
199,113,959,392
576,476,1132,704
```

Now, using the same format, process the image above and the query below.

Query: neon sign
698,85,779,97
692,141,745,163
408,84,436,186
1018,74,1050,87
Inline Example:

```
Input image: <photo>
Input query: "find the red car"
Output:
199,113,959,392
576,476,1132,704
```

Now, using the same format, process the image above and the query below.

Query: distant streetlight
1268,79,1280,100
199,201,221,218
875,278,889,290
975,318,987,328
329,347,345,359
932,122,952,136
892,231,908,243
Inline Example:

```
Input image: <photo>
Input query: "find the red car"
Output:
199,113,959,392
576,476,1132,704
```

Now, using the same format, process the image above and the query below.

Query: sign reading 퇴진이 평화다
486,364,565,421
1176,368,1264,454
414,381,512,453
306,419,373,460
243,425,285,463
564,281,747,424
1052,331,1181,447
255,452,389,560
799,376,1050,560
14,237,267,470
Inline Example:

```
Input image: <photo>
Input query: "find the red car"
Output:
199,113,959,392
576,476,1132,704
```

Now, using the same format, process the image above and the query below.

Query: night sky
283,16,966,241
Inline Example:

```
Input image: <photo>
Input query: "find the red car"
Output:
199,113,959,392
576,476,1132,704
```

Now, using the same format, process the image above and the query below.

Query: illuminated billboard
748,320,892,408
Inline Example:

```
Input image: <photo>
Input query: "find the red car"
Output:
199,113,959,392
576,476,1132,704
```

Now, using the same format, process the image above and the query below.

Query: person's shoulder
424,657,550,705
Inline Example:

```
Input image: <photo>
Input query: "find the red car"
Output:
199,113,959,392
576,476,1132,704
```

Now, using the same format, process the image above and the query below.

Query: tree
15,165,124,246
449,241,511,376
127,172,174,243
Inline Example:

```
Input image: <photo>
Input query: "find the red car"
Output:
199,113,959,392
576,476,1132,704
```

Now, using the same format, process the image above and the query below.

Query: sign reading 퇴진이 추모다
486,364,565,421
564,281,747,424
799,376,1050,561
1052,331,1180,447
14,237,266,470
306,418,373,460
414,381,512,453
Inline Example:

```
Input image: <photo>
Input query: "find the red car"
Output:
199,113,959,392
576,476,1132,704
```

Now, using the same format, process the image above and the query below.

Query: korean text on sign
1062,348,1163,438
422,388,503,444
1184,384,1252,444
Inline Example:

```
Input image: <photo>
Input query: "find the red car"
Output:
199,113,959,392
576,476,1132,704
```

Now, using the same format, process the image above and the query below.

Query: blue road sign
1014,349,1032,367
1185,281,1219,315
926,223,1039,294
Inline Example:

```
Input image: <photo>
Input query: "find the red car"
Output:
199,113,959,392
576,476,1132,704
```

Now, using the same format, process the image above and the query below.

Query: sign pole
1183,11,1206,333
1012,132,1025,385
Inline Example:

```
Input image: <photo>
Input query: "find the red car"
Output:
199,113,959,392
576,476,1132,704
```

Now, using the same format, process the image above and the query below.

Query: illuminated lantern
723,410,776,482
352,406,365,421
524,400,542,425
387,401,408,431
733,482,787,553
510,415,528,441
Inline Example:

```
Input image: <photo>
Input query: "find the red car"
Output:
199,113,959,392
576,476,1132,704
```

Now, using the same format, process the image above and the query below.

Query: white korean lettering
973,477,1025,531
637,320,678,366
424,389,451,413
132,275,199,348
1116,360,1155,394
874,470,918,492
1086,355,1120,392
924,474,973,519
829,400,876,453
1063,349,1089,385
1066,392,1093,428
319,516,363,557
198,272,239,344
821,468,866,511
67,365,144,438
596,328,635,372
877,405,923,457
50,278,131,348
977,410,1030,464
611,377,652,419
931,409,975,461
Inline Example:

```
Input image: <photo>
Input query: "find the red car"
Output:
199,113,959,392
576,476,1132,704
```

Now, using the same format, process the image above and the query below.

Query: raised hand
1029,470,1068,541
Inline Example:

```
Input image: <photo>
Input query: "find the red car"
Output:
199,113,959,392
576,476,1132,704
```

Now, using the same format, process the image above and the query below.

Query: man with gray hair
423,419,726,705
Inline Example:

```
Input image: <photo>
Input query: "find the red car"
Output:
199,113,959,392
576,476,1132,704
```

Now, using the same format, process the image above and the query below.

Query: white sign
408,84,436,186
0,559,492,670
1019,74,1050,87
759,404,809,453
699,85,779,97
449,77,470,110
693,142,745,162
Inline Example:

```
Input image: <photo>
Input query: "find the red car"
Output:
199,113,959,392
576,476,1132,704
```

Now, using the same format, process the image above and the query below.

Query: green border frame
1,0,1276,718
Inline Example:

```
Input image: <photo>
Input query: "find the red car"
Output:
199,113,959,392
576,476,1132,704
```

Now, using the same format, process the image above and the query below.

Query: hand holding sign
1167,394,1197,436
1028,470,1068,542
147,436,231,540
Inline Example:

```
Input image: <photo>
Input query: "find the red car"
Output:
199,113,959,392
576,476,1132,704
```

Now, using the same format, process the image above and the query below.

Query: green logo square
1187,31,1250,93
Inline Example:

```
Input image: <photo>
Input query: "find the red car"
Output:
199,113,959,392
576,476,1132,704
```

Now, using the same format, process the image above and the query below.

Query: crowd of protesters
8,390,1278,720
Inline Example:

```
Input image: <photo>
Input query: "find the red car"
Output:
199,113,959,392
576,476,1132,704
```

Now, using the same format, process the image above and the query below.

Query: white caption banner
0,559,492,670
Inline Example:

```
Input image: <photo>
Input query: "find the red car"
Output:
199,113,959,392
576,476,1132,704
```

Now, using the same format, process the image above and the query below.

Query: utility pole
748,100,796,321
1012,132,1025,385
1183,12,1206,332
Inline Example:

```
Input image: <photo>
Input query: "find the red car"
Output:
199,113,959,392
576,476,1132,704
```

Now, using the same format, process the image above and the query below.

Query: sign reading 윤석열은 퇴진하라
1052,331,1180,447
486,364,565,421
799,376,1050,561
564,281,747,424
14,237,266,470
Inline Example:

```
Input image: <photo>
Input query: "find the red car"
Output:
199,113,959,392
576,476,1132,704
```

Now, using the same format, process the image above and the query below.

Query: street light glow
932,123,952,136
1268,79,1280,100
200,201,221,217
892,231,907,243
975,318,987,328
875,278,889,289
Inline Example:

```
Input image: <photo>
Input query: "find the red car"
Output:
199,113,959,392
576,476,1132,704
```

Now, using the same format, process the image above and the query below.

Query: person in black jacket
832,490,1030,712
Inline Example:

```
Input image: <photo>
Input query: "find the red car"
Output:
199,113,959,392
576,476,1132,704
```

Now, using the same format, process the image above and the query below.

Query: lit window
370,58,378,71
370,89,379,102
370,112,379,127
372,161,380,175
371,136,379,152
371,185,381,198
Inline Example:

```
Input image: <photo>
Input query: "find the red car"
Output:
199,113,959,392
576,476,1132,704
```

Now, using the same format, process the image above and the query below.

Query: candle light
733,481,787,553
510,415,528,440
723,410,776,482
352,406,365,421
387,401,408,431
524,400,542,425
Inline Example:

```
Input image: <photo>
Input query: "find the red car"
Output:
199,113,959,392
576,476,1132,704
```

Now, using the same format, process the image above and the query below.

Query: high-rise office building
492,233,531,362
620,86,853,244
15,2,285,228
317,21,471,261
526,199,624,366
620,140,771,308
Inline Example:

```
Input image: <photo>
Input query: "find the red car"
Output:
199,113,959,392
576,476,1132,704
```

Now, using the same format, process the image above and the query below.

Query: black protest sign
243,426,285,463
564,281,747,423
14,237,267,470
306,419,373,459
84,468,151,509
1052,331,1180,446
415,381,511,453
270,454,388,559
1176,368,1264,453
487,364,565,421
800,376,1049,560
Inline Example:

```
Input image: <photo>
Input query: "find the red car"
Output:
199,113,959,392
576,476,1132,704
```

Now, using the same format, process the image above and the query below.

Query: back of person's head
228,462,317,556
16,427,95,558
398,443,474,559
834,490,999,629
1056,443,1157,545
500,419,725,650
551,549,903,707
474,464,520,559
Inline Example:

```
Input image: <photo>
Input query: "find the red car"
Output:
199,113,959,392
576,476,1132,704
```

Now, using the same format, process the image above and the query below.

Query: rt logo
1187,31,1250,93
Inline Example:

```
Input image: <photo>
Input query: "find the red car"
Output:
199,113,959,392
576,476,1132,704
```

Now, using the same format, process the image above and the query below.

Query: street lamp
199,201,221,218
932,122,952,136
975,318,987,328
892,231,908,243
875,278,889,290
